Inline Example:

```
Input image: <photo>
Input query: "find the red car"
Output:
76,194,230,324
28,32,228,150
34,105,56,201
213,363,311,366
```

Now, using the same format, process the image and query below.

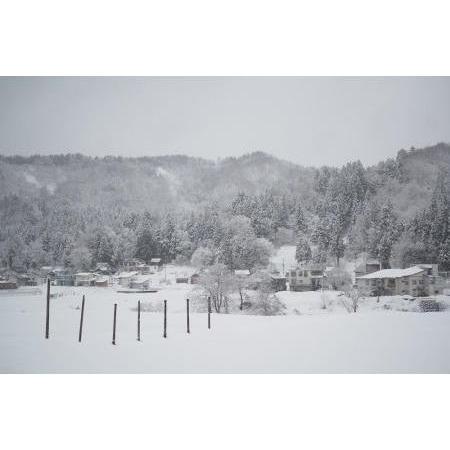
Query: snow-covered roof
357,266,425,279
150,258,162,263
95,276,109,283
235,269,250,276
75,272,95,277
118,271,139,278
131,275,152,283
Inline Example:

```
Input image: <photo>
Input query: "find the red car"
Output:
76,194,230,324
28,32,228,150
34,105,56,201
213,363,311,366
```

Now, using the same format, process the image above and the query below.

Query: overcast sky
0,77,449,167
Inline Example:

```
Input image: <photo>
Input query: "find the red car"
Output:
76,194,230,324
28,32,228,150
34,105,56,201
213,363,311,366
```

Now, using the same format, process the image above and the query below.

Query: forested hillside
0,143,448,272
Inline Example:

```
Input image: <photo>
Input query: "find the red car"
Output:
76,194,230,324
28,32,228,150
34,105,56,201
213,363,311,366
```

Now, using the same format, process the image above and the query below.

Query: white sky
0,77,449,167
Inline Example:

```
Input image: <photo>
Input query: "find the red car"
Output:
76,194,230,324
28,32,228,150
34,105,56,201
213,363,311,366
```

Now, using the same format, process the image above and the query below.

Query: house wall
357,273,431,296
287,269,323,291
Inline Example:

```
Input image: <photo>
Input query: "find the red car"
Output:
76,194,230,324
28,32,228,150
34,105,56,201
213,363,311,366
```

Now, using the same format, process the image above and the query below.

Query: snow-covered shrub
248,291,286,316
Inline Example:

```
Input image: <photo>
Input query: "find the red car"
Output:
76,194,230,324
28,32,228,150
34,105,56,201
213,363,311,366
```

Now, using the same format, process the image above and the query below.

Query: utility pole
78,295,85,343
45,278,50,339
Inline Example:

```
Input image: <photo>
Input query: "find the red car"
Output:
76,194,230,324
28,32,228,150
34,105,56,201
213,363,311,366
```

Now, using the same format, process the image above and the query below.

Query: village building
176,276,189,283
129,275,153,290
0,280,18,289
136,263,151,274
53,269,74,286
270,274,287,291
190,273,200,284
234,269,251,277
118,271,139,287
286,264,324,291
122,258,146,273
149,258,163,272
95,276,109,287
356,266,443,296
74,272,96,287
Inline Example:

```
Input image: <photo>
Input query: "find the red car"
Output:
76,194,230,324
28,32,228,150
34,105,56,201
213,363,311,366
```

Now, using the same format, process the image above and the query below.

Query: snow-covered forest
0,142,449,273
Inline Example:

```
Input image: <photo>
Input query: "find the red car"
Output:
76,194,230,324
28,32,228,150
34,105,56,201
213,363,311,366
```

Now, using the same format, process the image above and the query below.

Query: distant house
129,275,152,290
95,276,109,287
287,265,324,291
118,271,139,288
74,273,96,287
176,276,189,284
53,269,74,286
0,280,18,289
271,274,287,291
356,266,442,296
136,263,151,275
16,274,38,287
122,258,146,273
150,258,163,272
190,273,200,284
234,269,251,277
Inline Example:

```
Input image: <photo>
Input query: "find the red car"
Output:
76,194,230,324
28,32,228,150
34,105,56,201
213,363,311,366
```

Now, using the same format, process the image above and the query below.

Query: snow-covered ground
1,283,450,373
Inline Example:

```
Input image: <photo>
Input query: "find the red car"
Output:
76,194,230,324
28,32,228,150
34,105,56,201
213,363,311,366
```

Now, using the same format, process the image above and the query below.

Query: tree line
0,146,448,273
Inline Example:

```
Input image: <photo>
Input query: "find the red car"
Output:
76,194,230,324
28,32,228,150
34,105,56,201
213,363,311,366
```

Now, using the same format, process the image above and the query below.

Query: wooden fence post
208,296,211,330
78,295,85,343
186,298,190,334
137,300,141,342
112,303,117,345
45,278,50,339
163,300,167,338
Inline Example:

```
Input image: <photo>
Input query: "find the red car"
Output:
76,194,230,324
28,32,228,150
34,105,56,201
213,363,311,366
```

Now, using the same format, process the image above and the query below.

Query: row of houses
37,258,165,287
285,260,444,296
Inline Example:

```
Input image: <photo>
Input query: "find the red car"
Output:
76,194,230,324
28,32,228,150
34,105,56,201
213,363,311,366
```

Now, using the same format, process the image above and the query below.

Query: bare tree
233,273,250,310
198,263,235,313
342,286,369,313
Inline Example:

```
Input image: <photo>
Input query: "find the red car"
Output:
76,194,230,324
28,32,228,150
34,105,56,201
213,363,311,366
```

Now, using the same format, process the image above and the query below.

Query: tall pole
208,296,211,330
186,298,190,334
137,300,141,341
163,300,167,338
45,278,50,339
112,303,117,345
78,295,85,343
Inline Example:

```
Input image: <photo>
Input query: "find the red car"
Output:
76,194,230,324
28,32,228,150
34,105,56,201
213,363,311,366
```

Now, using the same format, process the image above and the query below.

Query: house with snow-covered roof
286,264,324,291
149,258,163,272
74,272,96,287
356,266,442,296
117,271,139,287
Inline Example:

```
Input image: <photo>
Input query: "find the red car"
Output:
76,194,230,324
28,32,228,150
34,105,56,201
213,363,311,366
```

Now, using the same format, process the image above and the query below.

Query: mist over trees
0,143,449,273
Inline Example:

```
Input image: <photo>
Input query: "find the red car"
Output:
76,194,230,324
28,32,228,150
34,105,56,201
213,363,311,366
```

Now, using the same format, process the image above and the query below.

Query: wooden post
45,278,50,339
78,295,85,343
163,300,167,338
112,303,117,345
208,296,211,330
186,298,190,334
137,300,141,342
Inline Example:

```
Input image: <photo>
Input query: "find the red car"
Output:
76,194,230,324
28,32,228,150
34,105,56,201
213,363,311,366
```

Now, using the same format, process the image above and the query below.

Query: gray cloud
0,76,449,166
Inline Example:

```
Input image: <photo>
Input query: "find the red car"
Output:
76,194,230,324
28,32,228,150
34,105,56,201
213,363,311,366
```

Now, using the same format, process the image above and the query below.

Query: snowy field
1,283,450,373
